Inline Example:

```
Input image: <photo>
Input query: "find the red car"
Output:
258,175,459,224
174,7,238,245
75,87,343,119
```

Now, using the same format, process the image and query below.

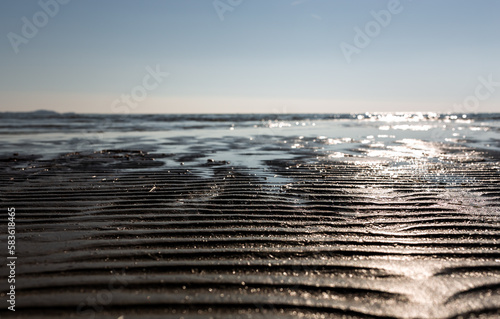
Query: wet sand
0,140,499,319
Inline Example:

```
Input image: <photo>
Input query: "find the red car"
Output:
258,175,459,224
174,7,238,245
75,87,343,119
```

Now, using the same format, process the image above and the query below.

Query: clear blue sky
1,0,499,113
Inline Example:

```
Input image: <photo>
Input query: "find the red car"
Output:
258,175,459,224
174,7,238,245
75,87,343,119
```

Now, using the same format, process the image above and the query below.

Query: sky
0,0,499,114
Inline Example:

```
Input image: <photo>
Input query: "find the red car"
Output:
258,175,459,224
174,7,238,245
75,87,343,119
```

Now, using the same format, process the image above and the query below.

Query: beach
1,112,500,318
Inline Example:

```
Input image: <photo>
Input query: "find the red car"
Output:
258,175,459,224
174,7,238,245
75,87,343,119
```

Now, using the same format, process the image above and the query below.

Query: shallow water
1,111,500,169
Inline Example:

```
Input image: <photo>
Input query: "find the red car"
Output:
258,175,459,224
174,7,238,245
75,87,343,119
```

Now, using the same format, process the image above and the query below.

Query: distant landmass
0,109,60,115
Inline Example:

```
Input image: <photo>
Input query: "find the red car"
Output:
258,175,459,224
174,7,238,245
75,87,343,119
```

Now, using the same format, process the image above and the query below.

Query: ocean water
1,111,500,169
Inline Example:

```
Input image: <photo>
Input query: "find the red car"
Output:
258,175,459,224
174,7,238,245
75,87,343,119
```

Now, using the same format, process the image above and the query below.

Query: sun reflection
378,124,434,131
364,112,429,123
360,112,473,127
266,121,292,128
365,139,441,160
327,152,345,158
391,124,433,131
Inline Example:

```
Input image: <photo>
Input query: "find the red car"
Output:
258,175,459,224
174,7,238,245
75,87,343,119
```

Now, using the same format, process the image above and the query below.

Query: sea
1,110,500,169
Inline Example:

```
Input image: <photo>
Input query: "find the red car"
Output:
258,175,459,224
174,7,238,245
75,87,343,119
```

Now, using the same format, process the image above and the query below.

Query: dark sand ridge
0,142,499,318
